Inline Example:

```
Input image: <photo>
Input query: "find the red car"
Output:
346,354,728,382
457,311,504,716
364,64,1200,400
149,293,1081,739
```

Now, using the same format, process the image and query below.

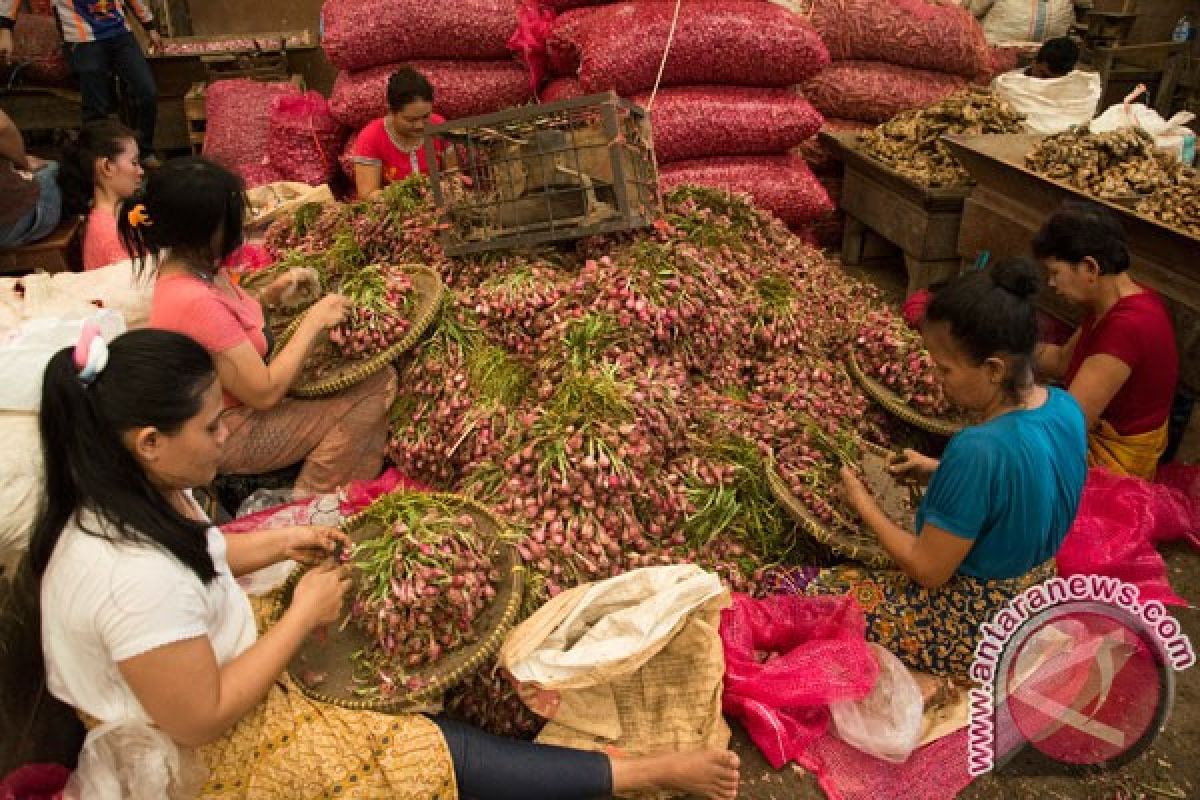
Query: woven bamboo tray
846,349,966,437
273,265,444,398
767,443,924,570
277,492,526,713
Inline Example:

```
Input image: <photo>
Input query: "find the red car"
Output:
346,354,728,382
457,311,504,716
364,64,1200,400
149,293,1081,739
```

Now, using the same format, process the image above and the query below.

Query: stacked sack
323,0,537,180
2,14,71,86
540,1,833,232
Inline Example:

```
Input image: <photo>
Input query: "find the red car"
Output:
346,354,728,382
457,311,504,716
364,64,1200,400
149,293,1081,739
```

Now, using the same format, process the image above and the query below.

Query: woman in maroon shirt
1033,201,1179,479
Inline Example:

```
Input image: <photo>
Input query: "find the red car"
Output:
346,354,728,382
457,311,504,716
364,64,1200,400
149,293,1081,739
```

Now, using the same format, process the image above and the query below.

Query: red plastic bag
508,0,557,92
267,91,345,186
809,0,991,79
203,80,301,170
322,0,521,71
658,155,835,228
801,61,968,124
721,592,878,769
573,2,829,95
330,61,533,129
631,86,824,164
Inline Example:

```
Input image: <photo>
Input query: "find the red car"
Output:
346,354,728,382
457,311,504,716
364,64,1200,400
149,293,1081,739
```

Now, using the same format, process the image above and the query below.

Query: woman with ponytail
28,326,741,798
806,258,1088,688
122,156,397,494
57,119,143,270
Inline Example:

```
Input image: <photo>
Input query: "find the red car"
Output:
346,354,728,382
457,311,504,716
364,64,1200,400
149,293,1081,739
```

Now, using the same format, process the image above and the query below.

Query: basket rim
846,349,965,437
274,264,445,398
276,491,525,713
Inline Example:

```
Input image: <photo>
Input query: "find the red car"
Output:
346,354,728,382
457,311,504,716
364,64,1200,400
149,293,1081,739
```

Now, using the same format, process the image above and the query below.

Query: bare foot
612,749,740,800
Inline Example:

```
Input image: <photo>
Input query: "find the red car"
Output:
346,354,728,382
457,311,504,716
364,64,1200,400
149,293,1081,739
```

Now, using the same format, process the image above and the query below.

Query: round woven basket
846,350,965,437
767,442,924,570
276,492,526,713
273,265,444,398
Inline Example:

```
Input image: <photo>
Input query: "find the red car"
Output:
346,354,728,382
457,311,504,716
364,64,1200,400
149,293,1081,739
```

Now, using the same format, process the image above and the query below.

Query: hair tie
127,204,152,229
73,322,109,386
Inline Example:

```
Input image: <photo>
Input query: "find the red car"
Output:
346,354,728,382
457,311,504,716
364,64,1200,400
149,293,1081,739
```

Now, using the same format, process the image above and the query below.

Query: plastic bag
991,69,1102,134
266,92,345,187
658,155,835,228
202,80,301,170
830,644,923,763
1090,86,1197,165
322,0,520,71
65,720,206,800
632,86,824,164
720,592,878,768
573,2,830,95
508,0,557,92
802,61,967,124
330,61,533,129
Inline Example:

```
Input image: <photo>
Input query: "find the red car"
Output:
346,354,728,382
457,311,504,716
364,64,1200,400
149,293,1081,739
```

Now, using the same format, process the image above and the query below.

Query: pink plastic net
203,80,301,170
801,61,967,124
546,6,607,76
659,155,835,228
720,592,878,769
540,77,587,103
267,92,345,187
631,86,824,164
330,61,533,129
321,0,520,71
508,0,557,92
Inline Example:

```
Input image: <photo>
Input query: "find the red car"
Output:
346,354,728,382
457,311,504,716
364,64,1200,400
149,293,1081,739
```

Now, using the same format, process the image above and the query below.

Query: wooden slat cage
424,93,661,256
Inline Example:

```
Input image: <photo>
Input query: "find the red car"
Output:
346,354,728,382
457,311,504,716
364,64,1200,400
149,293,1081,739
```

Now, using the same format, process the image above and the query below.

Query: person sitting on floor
807,258,1088,689
352,65,447,198
1033,201,1180,480
24,325,742,799
1026,36,1079,79
123,156,395,495
0,109,61,249
58,119,144,270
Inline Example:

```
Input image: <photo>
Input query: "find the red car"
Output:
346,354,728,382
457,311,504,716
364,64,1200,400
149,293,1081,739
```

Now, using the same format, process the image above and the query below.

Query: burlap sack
499,566,731,766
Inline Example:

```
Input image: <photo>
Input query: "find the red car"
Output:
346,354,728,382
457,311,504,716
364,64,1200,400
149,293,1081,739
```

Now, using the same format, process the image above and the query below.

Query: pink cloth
82,207,127,270
0,763,69,800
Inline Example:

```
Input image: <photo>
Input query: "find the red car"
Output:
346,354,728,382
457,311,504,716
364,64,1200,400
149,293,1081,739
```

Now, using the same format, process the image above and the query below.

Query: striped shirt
1,0,155,44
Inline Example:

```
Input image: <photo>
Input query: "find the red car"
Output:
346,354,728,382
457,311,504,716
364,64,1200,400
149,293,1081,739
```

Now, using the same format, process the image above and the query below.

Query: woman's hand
290,562,352,629
284,526,352,566
302,293,351,331
839,465,879,517
888,449,939,480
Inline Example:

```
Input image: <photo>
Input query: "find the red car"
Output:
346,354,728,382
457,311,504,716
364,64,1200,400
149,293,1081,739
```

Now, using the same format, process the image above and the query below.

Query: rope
646,0,683,113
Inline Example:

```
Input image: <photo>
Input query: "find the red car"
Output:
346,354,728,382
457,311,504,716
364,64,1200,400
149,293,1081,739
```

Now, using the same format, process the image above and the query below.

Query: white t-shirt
41,509,257,724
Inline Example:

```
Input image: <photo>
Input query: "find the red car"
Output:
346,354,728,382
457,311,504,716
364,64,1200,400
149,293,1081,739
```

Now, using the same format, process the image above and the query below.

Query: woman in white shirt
28,327,740,799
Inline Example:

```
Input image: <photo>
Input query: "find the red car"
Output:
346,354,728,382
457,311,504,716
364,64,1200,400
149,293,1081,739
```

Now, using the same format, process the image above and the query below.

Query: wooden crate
426,93,661,256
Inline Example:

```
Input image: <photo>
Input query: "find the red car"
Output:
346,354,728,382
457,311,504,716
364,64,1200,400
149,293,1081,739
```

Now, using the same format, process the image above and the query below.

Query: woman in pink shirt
123,157,398,494
59,120,144,270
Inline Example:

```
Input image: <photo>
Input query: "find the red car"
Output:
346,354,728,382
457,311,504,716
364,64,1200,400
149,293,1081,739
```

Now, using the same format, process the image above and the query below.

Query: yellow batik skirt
1088,419,1168,481
805,561,1056,679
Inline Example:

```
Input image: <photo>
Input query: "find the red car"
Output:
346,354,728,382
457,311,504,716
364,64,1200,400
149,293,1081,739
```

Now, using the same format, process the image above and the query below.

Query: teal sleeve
919,432,998,542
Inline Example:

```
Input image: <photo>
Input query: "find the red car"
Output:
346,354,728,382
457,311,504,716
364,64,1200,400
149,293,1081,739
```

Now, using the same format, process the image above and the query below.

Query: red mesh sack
322,0,520,71
540,77,587,103
5,14,70,85
267,91,345,186
203,80,301,170
235,160,286,189
801,61,968,124
339,130,360,181
574,2,829,95
330,61,533,129
546,6,608,76
659,155,835,227
808,0,990,79
630,86,824,164
721,592,878,769
792,117,873,174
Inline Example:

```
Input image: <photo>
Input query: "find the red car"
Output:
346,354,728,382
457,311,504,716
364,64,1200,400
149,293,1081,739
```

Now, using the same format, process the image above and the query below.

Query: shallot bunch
328,269,415,360
854,309,953,417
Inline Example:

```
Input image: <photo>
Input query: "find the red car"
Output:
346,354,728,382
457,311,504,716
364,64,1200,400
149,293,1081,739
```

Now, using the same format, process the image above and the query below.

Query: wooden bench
0,217,82,275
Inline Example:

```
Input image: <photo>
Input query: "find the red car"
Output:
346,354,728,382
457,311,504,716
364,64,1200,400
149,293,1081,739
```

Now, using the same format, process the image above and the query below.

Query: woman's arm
355,162,383,198
1035,328,1081,382
117,563,350,747
223,526,350,578
214,294,348,410
1066,353,1132,429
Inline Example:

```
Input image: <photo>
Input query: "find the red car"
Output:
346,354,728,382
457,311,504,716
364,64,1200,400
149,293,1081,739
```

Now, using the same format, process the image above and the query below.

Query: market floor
730,541,1200,800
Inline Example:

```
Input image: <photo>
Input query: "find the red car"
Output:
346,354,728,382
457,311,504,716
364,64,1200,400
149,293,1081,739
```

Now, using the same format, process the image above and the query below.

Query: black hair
387,66,435,112
1034,37,1079,77
117,156,246,279
57,119,139,217
1030,201,1130,276
30,328,219,584
925,258,1041,400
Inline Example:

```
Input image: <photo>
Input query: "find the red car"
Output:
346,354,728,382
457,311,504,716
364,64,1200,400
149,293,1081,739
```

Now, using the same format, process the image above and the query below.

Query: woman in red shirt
352,66,446,198
124,157,398,494
1033,201,1179,479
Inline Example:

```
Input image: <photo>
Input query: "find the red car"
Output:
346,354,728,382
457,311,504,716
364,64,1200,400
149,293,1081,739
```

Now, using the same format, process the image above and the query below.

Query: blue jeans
0,162,63,248
64,33,158,154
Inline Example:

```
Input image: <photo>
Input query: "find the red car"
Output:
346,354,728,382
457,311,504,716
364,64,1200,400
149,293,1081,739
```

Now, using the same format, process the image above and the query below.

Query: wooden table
822,131,972,294
944,133,1200,396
